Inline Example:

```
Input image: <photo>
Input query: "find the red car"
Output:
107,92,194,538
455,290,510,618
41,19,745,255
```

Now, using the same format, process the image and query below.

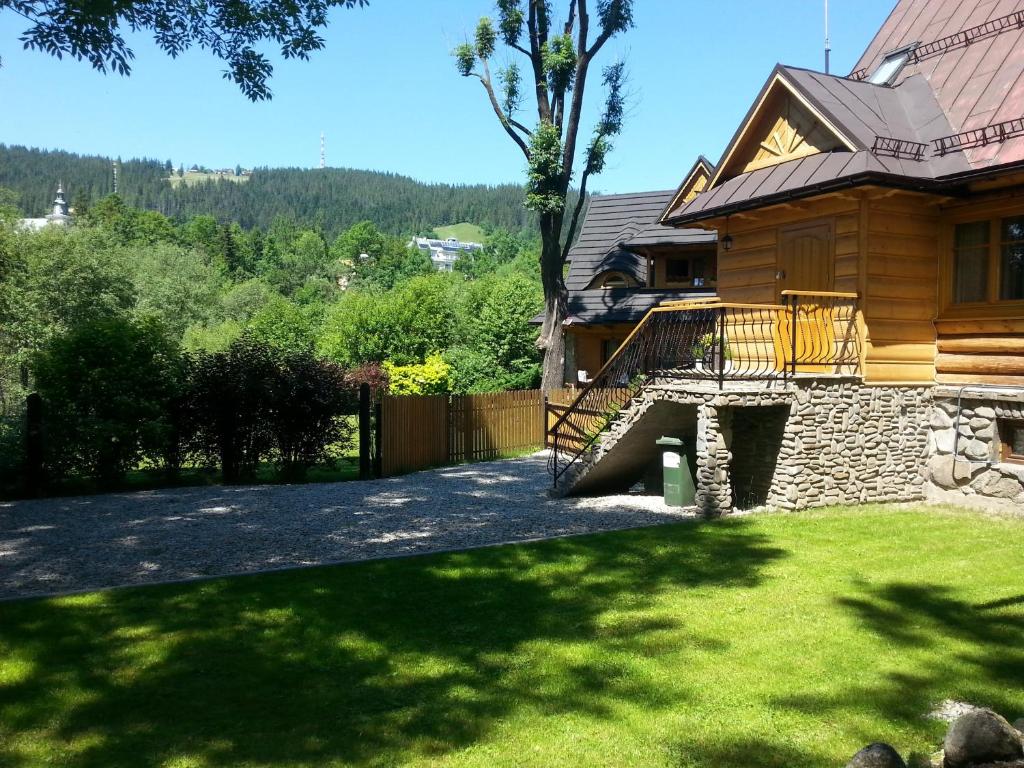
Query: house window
599,272,629,289
1000,216,1024,301
999,419,1024,464
953,221,989,304
666,258,690,282
950,215,1024,306
868,46,914,85
601,338,624,366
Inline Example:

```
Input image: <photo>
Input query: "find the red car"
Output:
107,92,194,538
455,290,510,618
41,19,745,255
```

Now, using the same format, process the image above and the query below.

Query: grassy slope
167,173,250,188
434,222,486,243
1,505,1022,768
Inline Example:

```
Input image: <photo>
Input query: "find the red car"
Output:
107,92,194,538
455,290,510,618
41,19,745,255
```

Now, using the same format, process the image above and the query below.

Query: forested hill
0,145,533,237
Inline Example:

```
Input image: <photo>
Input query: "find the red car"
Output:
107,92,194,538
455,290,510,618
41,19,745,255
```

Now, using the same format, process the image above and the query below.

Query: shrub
271,354,355,480
184,336,361,482
184,336,280,482
384,353,451,395
33,315,185,486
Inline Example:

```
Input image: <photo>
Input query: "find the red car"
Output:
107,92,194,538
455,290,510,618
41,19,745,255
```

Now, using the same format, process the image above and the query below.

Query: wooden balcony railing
547,292,860,483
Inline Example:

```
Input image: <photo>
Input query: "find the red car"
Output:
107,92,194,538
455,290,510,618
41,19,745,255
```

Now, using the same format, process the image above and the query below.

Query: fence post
718,306,726,389
373,401,382,478
789,295,799,378
24,392,44,496
358,383,371,480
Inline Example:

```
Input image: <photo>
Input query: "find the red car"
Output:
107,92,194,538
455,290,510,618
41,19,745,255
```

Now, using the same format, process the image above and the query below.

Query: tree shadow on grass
773,582,1024,748
0,518,787,767
665,736,835,768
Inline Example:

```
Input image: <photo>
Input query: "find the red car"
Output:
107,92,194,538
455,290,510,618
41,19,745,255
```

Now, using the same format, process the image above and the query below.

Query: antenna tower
824,0,831,74
320,131,326,169
112,160,119,194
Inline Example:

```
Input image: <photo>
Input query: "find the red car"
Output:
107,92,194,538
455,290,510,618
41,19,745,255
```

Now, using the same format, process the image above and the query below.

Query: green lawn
1,505,1022,767
434,222,486,243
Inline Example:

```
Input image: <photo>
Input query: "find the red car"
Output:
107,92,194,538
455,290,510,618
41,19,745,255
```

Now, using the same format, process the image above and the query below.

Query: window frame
658,248,719,289
999,418,1024,465
943,206,1024,316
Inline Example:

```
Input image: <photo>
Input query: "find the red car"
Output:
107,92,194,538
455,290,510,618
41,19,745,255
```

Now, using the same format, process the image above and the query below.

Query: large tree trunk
537,212,568,391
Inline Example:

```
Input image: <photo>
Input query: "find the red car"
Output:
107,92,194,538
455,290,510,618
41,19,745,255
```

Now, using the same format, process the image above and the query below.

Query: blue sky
0,0,895,193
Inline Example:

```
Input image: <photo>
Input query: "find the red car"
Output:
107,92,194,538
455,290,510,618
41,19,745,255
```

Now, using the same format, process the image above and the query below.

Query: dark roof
665,0,1024,225
852,0,1024,170
566,190,715,291
664,64,974,224
566,289,712,325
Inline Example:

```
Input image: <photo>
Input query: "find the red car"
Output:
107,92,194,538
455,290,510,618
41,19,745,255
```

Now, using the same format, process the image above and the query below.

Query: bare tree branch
560,0,590,180
478,60,531,158
563,0,577,35
528,0,552,122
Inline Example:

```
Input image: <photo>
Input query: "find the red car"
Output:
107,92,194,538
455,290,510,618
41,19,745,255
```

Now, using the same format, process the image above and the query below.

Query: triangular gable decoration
660,156,715,223
711,73,854,186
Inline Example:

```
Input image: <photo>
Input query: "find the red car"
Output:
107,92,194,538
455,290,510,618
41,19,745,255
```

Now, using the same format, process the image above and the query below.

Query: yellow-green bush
383,353,451,395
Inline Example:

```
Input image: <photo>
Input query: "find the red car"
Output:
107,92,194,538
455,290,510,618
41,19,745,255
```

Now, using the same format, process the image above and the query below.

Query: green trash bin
656,436,695,507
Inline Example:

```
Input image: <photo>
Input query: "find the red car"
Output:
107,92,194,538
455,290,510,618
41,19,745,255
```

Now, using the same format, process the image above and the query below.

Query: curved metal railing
547,292,859,484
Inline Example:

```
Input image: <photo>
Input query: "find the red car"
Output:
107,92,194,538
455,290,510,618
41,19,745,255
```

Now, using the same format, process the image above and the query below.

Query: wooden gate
380,390,547,476
380,394,448,476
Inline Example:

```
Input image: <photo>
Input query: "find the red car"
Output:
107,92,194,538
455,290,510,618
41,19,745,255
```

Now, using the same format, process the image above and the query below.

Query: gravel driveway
0,454,695,600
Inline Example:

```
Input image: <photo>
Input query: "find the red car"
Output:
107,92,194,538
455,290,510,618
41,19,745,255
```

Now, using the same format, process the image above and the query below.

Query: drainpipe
950,383,1024,466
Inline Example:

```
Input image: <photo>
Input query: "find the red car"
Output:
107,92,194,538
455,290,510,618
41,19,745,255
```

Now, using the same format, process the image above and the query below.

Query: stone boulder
846,742,907,768
944,709,1024,768
1015,717,1024,734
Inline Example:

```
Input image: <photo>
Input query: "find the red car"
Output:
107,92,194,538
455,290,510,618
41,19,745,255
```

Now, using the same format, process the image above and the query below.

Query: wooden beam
936,352,1024,376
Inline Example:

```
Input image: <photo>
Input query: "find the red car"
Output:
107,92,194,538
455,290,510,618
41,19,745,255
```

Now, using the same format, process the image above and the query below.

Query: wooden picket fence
379,388,578,477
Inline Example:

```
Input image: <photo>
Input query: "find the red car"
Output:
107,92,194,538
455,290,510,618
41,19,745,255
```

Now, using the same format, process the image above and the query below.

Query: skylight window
868,45,916,85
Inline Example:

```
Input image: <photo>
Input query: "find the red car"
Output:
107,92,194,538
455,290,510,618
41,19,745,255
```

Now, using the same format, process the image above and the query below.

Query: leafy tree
454,0,633,388
388,275,462,364
182,319,245,353
221,278,276,322
16,225,136,345
130,243,224,339
247,295,316,353
33,315,185,485
3,0,370,100
317,289,396,366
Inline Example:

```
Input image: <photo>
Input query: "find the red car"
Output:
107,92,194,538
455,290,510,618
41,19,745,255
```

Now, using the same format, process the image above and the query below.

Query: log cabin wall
862,193,941,384
933,188,1024,387
712,196,859,306
566,324,634,383
707,190,945,385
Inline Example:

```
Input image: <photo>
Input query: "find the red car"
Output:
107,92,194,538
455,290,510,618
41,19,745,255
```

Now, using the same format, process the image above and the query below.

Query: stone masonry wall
924,394,1024,509
765,380,932,511
559,378,933,515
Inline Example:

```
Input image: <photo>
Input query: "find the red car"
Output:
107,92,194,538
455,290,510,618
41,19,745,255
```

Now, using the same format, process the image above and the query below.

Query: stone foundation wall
559,378,933,515
765,381,932,512
924,392,1024,510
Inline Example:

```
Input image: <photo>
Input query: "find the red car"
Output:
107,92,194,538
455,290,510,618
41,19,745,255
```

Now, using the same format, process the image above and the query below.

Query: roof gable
661,156,715,220
710,70,857,188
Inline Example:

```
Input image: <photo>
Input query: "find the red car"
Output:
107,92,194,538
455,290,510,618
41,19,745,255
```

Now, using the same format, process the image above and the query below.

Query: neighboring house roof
664,0,1024,226
530,289,711,326
566,190,715,291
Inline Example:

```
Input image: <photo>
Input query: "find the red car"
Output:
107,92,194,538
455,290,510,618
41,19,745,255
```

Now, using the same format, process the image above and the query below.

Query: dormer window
868,45,916,85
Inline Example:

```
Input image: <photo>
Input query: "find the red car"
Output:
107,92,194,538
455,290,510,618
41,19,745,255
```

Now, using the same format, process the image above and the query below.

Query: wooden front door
778,222,834,293
778,222,835,372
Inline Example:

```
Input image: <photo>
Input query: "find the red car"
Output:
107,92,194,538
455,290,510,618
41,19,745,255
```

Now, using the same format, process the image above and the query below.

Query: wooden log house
549,0,1024,512
555,171,718,385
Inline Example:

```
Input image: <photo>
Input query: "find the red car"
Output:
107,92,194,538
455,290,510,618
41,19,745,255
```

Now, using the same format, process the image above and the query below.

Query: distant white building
18,182,72,231
408,236,484,272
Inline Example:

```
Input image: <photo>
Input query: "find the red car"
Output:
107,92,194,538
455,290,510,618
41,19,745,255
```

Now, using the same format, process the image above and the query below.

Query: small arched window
589,271,635,290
